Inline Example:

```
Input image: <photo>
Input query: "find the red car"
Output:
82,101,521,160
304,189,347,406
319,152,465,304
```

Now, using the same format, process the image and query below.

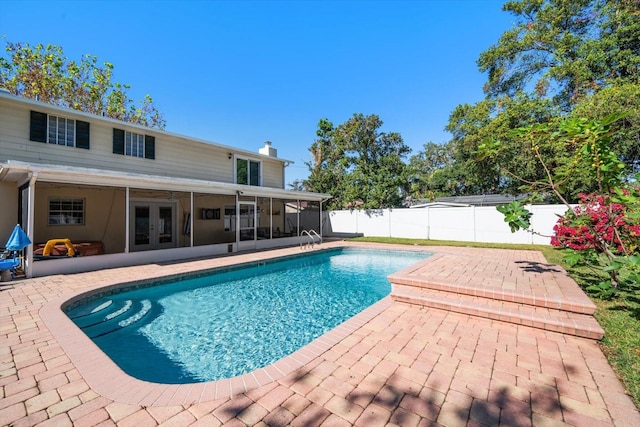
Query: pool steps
68,299,153,338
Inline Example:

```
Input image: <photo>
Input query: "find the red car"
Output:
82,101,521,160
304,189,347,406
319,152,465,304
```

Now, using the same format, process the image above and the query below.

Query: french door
130,201,176,251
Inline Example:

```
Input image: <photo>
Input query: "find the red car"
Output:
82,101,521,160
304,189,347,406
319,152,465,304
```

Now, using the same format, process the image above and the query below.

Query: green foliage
446,94,562,196
496,201,533,232
406,141,460,199
572,83,640,176
305,114,410,210
440,0,640,199
586,280,618,299
479,0,640,109
0,39,165,128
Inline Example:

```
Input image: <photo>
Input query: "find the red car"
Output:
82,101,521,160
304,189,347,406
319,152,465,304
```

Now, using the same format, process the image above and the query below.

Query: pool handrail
300,229,322,250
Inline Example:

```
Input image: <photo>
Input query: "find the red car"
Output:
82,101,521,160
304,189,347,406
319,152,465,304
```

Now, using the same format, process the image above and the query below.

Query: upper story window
125,131,145,158
236,157,261,186
48,115,75,146
30,110,90,149
113,128,155,159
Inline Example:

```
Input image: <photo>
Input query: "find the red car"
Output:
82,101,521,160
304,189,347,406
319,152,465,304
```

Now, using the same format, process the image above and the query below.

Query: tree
572,83,640,176
445,94,568,196
306,114,411,210
439,0,640,200
288,179,307,192
406,141,462,199
478,0,640,110
0,40,165,129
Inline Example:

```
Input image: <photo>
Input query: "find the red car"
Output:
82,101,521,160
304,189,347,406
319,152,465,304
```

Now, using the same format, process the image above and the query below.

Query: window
48,198,85,225
125,131,145,158
48,115,75,146
30,111,90,149
113,128,156,159
236,158,261,186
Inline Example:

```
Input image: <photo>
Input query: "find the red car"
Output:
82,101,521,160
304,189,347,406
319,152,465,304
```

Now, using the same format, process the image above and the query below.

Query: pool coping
39,242,433,406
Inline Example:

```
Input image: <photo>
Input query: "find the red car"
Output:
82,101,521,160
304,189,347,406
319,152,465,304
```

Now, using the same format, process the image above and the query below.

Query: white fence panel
529,205,568,245
427,207,475,241
323,204,571,245
389,209,429,239
474,207,532,244
355,210,390,237
325,210,358,235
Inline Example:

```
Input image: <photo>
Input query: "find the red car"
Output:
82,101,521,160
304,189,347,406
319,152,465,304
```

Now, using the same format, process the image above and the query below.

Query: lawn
352,236,640,409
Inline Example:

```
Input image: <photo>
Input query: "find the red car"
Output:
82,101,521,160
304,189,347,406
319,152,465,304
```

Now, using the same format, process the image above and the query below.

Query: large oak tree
306,114,410,209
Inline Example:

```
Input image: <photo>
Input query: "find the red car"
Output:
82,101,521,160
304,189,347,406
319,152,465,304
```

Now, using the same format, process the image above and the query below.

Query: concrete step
388,274,596,315
391,285,604,340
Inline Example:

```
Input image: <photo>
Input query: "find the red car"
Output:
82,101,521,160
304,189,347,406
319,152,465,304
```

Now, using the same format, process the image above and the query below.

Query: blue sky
0,0,515,187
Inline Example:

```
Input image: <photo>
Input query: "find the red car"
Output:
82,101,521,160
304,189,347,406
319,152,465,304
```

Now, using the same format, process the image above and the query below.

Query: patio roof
0,160,331,201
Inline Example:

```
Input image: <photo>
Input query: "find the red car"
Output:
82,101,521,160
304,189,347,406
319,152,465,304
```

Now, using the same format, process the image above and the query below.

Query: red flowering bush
551,193,640,255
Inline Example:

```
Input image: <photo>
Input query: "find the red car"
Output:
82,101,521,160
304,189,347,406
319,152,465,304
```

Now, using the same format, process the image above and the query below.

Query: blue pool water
66,248,430,383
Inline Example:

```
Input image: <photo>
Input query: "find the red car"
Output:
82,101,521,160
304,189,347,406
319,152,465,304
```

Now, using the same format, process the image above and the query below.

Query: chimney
259,140,277,157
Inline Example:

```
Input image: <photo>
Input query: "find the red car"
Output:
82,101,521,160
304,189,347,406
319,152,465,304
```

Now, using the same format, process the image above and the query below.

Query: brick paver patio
1,242,639,426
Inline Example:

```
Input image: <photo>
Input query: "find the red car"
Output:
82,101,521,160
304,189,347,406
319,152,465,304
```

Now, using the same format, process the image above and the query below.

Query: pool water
66,248,430,383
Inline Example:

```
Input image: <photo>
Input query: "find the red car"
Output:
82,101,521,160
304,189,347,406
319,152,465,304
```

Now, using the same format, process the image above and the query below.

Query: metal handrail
308,229,322,245
299,229,322,250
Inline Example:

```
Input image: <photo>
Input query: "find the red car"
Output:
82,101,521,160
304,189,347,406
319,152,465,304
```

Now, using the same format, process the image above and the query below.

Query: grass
351,236,640,408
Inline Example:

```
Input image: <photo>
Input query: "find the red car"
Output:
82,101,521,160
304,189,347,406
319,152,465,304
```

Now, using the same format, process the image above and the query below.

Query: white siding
0,97,287,189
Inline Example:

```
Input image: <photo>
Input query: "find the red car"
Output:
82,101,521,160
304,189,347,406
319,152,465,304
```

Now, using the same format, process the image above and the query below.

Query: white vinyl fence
323,205,572,245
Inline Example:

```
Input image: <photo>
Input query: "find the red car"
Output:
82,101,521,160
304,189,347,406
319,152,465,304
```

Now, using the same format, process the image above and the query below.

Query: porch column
125,187,130,253
297,199,300,236
269,198,273,239
319,199,323,238
190,192,194,247
235,192,239,245
25,173,37,278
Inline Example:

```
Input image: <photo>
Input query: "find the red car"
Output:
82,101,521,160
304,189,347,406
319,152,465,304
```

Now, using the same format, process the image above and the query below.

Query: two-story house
0,91,330,277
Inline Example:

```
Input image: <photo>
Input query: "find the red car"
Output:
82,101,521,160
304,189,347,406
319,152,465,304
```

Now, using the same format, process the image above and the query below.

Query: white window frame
234,156,262,186
125,131,145,158
48,115,75,147
48,197,85,225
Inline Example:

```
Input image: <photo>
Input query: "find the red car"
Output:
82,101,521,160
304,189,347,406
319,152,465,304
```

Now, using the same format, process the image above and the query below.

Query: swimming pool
66,247,430,384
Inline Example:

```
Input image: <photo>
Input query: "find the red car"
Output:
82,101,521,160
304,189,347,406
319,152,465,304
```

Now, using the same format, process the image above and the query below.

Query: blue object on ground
0,258,19,270
5,224,31,251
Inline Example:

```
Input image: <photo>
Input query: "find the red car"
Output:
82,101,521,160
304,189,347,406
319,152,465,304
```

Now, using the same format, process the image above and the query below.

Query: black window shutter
30,111,47,143
75,121,90,149
144,135,155,159
113,128,125,155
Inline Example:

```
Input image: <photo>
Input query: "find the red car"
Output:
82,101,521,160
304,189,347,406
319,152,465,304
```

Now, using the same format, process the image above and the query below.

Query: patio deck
1,242,639,426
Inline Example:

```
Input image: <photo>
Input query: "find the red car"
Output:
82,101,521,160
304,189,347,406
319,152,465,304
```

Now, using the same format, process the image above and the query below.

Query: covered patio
0,160,329,278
